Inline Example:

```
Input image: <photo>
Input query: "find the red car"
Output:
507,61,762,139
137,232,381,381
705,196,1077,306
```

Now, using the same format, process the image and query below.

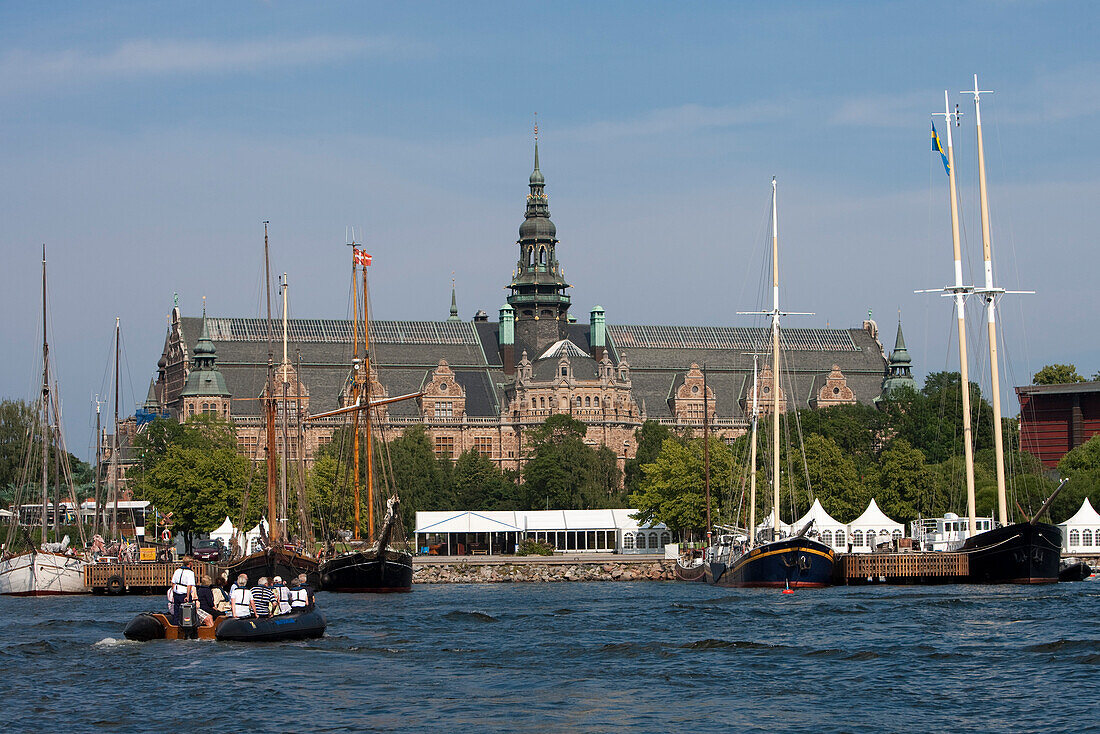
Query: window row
1068,529,1099,547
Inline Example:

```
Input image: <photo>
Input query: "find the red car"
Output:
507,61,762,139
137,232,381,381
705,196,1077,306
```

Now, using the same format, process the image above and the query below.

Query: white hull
0,551,88,595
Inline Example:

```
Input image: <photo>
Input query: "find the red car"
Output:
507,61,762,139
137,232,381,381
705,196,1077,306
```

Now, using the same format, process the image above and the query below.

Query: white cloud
0,35,426,94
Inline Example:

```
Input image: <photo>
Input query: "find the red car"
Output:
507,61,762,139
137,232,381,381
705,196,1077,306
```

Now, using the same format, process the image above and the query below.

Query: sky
2,1,1098,460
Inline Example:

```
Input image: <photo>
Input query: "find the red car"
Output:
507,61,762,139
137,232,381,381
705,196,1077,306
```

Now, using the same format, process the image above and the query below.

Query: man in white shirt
169,557,197,624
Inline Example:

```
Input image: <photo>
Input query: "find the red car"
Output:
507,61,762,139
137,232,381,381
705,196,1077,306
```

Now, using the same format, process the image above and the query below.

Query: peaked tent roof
849,498,903,529
1060,497,1100,526
793,498,847,532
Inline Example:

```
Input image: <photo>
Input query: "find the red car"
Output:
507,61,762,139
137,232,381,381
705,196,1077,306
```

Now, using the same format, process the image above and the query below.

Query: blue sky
2,1,1098,459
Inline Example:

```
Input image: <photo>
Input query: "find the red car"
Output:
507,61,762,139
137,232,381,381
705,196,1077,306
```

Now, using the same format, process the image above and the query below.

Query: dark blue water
2,582,1097,733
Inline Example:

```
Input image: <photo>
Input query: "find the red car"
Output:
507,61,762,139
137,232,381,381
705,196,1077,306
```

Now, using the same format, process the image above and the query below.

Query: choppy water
1,581,1098,733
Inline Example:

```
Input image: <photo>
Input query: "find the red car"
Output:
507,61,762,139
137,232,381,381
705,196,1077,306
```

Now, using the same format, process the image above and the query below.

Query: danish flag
353,248,372,267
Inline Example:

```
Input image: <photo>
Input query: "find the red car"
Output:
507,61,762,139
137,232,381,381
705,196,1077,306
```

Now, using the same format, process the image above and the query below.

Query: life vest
289,588,309,608
230,587,252,618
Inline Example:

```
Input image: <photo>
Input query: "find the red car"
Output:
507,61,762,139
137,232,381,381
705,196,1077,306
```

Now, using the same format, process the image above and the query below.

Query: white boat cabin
910,512,995,552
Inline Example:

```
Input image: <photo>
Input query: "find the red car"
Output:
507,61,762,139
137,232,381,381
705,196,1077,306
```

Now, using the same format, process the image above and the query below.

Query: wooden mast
967,74,1010,527
937,91,979,536
111,317,120,540
350,243,362,541
263,221,280,546
747,355,759,548
703,364,711,542
279,273,290,542
362,264,375,543
40,245,49,547
770,177,781,542
92,395,102,538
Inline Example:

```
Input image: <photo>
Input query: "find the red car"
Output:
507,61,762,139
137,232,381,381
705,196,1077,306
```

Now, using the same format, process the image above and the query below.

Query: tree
138,445,259,553
1032,364,1085,385
0,398,91,500
875,439,930,523
134,415,237,473
789,433,866,523
624,421,676,494
521,414,622,510
795,403,883,473
385,425,450,534
629,436,734,538
452,449,516,510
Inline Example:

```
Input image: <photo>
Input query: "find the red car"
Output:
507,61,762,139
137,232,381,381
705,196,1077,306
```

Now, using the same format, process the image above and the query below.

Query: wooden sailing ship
705,179,835,589
308,242,420,592
224,224,319,588
0,247,88,595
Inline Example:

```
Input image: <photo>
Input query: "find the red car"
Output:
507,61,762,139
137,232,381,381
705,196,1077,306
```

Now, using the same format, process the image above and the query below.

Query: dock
836,552,968,585
85,561,219,594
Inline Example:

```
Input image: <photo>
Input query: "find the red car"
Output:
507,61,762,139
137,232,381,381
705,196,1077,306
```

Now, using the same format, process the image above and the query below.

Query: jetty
836,552,968,585
85,560,218,594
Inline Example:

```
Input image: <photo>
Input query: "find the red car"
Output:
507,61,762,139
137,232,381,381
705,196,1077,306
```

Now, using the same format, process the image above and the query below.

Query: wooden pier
836,552,968,585
85,561,218,595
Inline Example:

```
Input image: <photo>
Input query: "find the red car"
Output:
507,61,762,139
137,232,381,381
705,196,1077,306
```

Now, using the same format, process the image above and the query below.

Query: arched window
576,396,582,407
623,533,634,550
650,533,659,549
835,530,845,547
585,396,591,407
1083,530,1094,547
852,530,863,547
821,530,832,546
594,396,600,407
660,531,671,546
1070,529,1080,547
892,530,902,541
527,247,533,266
539,247,546,265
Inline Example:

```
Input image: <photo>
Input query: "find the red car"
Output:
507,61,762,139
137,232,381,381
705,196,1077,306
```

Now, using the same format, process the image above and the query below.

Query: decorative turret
507,130,572,357
448,277,461,322
179,305,231,421
881,320,918,397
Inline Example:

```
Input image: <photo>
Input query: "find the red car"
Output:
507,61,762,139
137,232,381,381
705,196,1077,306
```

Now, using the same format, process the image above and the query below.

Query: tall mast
93,395,102,537
279,273,290,541
703,364,711,541
349,240,362,541
263,221,280,545
295,348,313,548
40,245,49,547
966,74,1009,527
748,355,759,548
932,91,979,535
770,178,781,542
362,263,375,543
111,317,120,540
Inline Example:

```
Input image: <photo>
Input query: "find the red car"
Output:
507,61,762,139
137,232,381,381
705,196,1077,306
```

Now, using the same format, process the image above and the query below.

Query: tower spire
448,273,460,321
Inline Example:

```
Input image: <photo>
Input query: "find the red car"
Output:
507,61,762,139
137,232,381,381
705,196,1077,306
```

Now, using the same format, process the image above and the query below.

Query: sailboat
224,224,319,588
0,247,88,596
704,179,835,589
308,242,421,593
926,78,1062,583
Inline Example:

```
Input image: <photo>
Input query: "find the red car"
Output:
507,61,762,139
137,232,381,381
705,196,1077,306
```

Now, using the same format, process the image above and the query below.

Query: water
1,582,1098,733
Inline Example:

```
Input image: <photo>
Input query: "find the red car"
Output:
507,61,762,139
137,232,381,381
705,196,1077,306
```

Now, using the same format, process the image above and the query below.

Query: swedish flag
931,122,950,176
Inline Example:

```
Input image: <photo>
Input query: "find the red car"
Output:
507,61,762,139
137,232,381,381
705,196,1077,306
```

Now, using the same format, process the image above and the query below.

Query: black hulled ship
706,535,834,588
320,495,412,593
961,521,1061,584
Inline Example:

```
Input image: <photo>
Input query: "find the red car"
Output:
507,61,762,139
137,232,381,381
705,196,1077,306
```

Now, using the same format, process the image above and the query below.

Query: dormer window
561,366,567,377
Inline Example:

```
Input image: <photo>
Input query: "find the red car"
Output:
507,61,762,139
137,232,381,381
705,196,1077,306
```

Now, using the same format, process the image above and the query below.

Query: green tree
1032,364,1085,385
795,403,883,473
790,433,866,523
134,415,237,473
521,414,622,510
1051,434,1100,522
875,439,929,523
138,445,259,553
624,420,676,494
629,436,734,538
0,399,91,500
452,450,517,510
386,425,450,534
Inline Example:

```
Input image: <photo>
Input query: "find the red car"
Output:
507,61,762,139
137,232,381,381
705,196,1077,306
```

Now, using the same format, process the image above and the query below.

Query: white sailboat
0,247,88,595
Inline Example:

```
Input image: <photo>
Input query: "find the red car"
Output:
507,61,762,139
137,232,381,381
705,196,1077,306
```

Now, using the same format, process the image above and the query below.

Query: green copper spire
448,277,460,322
880,318,917,397
180,303,230,398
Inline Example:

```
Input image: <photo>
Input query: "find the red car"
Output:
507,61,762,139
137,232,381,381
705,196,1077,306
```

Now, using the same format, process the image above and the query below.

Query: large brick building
150,142,894,470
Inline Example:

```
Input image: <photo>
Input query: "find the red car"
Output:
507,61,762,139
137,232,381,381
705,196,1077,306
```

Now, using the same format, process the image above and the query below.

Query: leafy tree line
0,399,93,511
1032,363,1099,385
629,371,1096,538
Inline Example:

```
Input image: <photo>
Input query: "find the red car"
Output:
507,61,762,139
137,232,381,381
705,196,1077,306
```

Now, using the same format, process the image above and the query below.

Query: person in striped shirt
249,577,275,618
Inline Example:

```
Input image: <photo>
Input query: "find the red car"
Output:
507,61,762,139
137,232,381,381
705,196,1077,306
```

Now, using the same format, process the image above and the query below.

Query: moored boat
123,609,326,642
0,550,87,596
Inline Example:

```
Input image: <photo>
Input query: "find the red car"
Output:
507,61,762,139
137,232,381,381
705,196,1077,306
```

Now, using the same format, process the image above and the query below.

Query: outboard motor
179,602,199,639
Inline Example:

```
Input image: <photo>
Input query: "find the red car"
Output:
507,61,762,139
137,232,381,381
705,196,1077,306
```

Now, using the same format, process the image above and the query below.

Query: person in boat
272,576,291,615
296,573,315,607
194,575,222,627
288,578,311,611
169,557,197,624
230,575,253,619
249,576,275,618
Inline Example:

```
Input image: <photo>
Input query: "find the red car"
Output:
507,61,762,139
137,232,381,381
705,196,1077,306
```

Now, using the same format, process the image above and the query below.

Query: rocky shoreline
413,560,676,583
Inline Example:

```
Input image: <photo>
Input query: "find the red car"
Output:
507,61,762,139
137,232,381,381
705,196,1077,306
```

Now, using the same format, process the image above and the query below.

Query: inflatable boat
123,609,326,642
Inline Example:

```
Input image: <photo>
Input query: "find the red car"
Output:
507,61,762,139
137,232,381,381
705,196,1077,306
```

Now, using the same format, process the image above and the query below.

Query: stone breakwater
413,560,676,583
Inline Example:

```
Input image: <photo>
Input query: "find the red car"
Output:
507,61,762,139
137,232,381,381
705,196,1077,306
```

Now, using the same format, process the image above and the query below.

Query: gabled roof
793,498,846,531
538,339,591,361
849,498,903,529
1060,497,1100,526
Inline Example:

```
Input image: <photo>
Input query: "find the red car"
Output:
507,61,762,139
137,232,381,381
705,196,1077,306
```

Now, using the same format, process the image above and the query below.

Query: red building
1016,382,1100,468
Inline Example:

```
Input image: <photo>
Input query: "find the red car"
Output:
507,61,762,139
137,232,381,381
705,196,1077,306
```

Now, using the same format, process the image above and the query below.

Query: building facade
150,142,894,471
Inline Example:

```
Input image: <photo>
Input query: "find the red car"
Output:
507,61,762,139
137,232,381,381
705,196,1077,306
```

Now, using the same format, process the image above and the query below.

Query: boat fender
106,575,125,595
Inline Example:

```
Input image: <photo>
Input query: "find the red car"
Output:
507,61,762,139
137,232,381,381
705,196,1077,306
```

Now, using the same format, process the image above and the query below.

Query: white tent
848,499,904,551
793,498,848,551
209,516,266,554
1058,498,1100,553
209,516,236,545
755,514,792,540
